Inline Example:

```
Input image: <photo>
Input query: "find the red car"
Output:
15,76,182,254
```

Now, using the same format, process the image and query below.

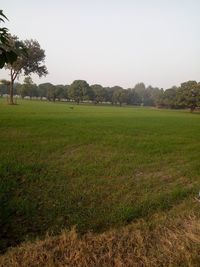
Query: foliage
6,37,48,78
177,81,200,112
112,86,127,106
68,80,90,104
2,76,200,111
17,77,38,99
5,36,47,104
90,84,106,104
38,83,52,99
0,10,18,68
162,87,178,108
54,84,67,101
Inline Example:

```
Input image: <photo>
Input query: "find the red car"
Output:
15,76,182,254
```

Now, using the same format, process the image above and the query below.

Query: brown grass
1,215,200,267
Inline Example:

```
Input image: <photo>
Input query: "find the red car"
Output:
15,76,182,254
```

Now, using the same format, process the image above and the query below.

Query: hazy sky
1,0,200,89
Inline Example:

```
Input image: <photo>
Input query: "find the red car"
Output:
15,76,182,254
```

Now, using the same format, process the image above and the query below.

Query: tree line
1,11,200,112
1,78,200,112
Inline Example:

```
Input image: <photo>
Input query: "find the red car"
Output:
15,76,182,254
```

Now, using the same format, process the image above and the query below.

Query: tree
46,84,56,102
0,79,10,98
0,10,18,68
162,87,178,108
112,86,126,106
18,77,38,99
68,80,90,104
38,83,51,100
91,84,106,104
144,86,162,106
54,85,66,101
134,83,146,105
17,80,27,99
5,36,48,104
63,85,70,101
153,88,164,108
29,83,38,99
37,83,69,101
125,88,141,105
177,81,200,112
83,86,94,102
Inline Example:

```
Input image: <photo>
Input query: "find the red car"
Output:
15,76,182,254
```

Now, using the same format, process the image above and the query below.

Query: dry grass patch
1,215,200,267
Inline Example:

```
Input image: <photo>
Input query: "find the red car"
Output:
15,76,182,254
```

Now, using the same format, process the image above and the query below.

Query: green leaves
177,81,200,111
69,80,90,104
0,10,18,68
0,48,18,68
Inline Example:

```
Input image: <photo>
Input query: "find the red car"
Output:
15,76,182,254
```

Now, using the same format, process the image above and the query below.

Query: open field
1,99,200,264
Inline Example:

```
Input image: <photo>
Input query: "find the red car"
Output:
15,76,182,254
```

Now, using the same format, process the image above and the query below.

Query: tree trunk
9,79,14,105
9,68,18,105
190,106,195,113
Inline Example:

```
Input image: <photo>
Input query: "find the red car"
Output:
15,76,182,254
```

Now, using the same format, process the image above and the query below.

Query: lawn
1,99,200,252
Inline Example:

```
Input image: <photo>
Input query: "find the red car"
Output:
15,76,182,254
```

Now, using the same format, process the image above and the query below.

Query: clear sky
0,0,200,89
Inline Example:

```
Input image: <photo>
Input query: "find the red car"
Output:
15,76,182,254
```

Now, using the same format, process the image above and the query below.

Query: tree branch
13,71,19,81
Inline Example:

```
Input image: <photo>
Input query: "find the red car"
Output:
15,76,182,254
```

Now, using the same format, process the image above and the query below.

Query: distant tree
38,83,51,100
17,77,38,99
0,83,6,96
112,86,126,106
46,84,56,102
177,81,200,112
151,87,163,107
17,79,28,99
143,89,152,106
68,80,90,104
90,84,106,103
142,86,162,106
152,88,164,107
83,86,94,102
162,87,178,108
0,10,18,68
5,36,48,104
0,79,10,97
54,85,70,101
15,83,22,97
63,85,70,101
126,89,141,105
29,84,38,99
134,83,146,105
54,85,65,101
39,84,70,101
104,87,114,103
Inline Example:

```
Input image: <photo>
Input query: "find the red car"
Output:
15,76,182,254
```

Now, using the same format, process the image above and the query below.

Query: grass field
1,99,200,256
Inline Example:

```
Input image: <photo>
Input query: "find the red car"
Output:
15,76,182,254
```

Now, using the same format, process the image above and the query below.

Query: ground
0,99,200,260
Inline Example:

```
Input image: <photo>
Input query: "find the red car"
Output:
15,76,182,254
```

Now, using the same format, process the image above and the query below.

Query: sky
0,0,200,89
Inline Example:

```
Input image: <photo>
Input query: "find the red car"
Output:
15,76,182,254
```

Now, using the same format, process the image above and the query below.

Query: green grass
1,98,200,251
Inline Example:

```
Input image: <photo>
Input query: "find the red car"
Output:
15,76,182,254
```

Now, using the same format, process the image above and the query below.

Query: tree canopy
5,36,48,104
68,80,90,104
177,81,200,112
0,10,18,68
1,78,200,112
